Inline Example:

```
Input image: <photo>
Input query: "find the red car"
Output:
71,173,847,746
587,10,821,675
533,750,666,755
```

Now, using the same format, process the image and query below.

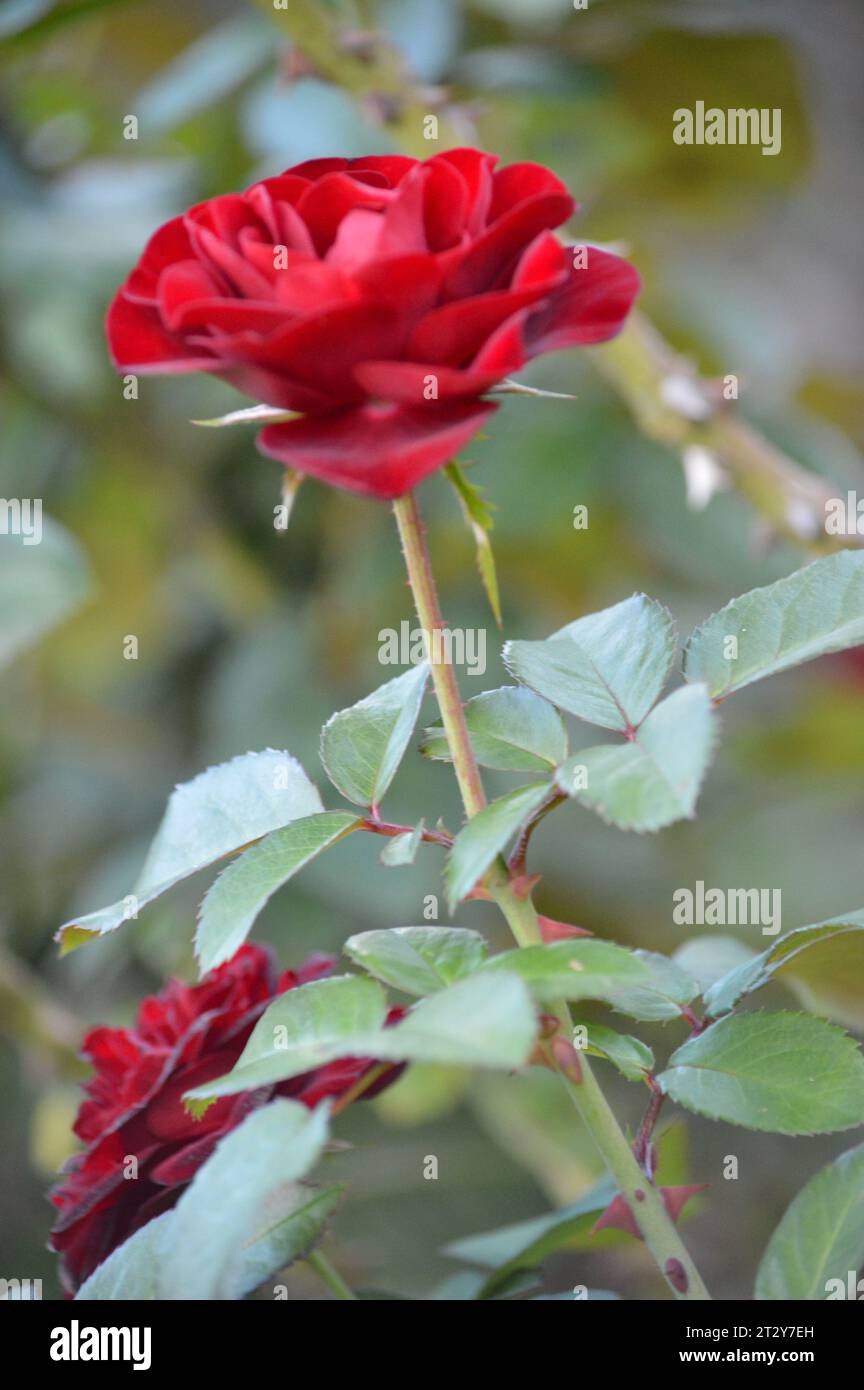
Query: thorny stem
507,792,566,876
360,817,453,849
392,488,711,1301
595,312,863,553
634,1082,666,1171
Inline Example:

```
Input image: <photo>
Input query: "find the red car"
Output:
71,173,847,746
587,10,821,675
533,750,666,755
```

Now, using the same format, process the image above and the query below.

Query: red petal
423,157,468,250
272,259,356,315
123,215,196,304
490,161,572,221
353,359,500,404
218,366,332,413
282,157,349,179
185,219,273,299
348,154,417,186
298,172,392,254
435,148,498,234
407,287,547,366
443,192,574,299
470,307,529,377
196,193,265,248
512,229,568,290
156,260,225,330
326,207,386,270
525,247,641,354
106,291,218,373
257,400,497,498
377,164,430,255
204,300,404,404
352,253,442,322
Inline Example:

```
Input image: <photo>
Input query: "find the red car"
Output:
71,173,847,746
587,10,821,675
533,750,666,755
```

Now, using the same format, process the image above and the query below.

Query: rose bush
107,148,639,497
49,945,403,1295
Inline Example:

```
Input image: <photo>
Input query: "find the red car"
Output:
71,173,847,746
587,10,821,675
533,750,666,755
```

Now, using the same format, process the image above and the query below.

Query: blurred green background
1,0,863,1300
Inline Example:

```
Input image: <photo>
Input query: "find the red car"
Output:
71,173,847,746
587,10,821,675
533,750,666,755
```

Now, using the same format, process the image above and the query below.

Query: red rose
107,148,639,498
49,945,403,1295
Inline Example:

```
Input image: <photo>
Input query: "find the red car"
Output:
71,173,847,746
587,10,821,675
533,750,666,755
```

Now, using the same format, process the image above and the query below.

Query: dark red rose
107,148,640,498
49,945,403,1295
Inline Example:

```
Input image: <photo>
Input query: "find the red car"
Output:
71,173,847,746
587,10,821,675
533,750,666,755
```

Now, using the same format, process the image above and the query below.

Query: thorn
592,1185,707,1240
537,915,593,943
551,1036,583,1084
665,1258,689,1294
509,872,541,899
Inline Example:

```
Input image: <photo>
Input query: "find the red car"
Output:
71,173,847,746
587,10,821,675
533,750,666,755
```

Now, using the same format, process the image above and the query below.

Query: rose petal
257,400,497,498
525,247,641,354
442,191,574,299
354,359,500,404
407,286,548,366
106,291,219,373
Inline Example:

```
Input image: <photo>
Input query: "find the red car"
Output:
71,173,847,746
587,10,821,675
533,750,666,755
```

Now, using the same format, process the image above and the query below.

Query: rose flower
49,945,402,1295
107,148,639,497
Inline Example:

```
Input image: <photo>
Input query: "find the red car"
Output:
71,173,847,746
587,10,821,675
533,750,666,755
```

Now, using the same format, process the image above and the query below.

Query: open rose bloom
107,148,640,497
49,946,403,1295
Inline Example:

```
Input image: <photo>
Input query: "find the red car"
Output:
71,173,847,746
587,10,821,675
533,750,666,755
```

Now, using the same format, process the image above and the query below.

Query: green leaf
0,516,92,669
236,1183,344,1298
481,940,697,1022
576,1022,654,1081
755,1143,864,1300
379,821,424,866
56,749,323,952
369,972,536,1069
195,810,360,973
658,1012,864,1134
776,920,864,1032
344,926,488,996
187,972,537,1105
187,975,389,1103
320,663,429,809
75,1212,174,1300
556,684,716,832
420,687,567,772
672,936,760,994
704,915,864,1027
684,550,864,699
444,461,502,626
78,1102,331,1300
624,951,701,1022
160,1100,330,1300
445,782,552,909
442,1175,618,1298
504,594,676,732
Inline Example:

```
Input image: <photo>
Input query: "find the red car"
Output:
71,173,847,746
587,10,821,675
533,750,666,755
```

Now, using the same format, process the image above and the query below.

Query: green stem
392,487,711,1301
307,1249,358,1301
392,492,487,819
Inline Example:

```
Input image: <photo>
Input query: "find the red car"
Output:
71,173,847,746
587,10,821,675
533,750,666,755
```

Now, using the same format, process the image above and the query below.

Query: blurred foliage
1,0,863,1299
